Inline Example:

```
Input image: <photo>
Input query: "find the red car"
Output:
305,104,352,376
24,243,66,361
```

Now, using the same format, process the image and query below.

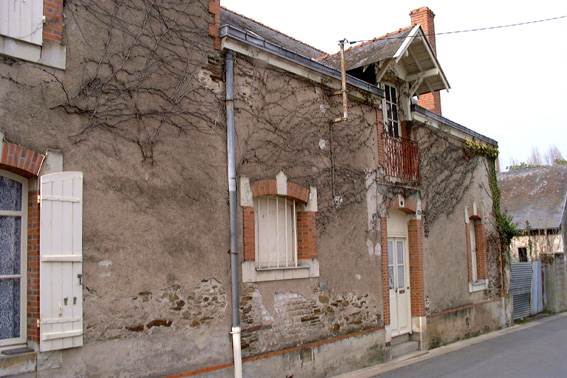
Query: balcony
382,133,420,182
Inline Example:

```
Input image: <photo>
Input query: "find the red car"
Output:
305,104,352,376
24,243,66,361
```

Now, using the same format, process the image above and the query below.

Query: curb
332,312,567,378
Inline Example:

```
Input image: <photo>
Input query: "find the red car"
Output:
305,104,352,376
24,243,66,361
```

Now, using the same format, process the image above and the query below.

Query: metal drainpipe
339,38,348,120
225,49,243,378
334,38,349,123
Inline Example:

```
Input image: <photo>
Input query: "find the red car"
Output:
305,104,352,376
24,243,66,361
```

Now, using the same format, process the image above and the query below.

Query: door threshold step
391,340,419,359
392,349,428,362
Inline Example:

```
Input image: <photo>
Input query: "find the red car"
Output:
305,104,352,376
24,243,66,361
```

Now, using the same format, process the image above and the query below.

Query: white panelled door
40,172,83,352
388,237,411,336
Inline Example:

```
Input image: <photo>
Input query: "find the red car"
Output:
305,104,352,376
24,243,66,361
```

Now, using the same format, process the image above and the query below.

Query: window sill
242,259,319,282
469,279,488,293
256,265,310,271
0,36,66,70
0,346,35,376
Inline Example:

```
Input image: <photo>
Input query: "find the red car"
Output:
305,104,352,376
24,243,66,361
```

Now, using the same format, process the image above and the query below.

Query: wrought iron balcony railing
382,133,420,182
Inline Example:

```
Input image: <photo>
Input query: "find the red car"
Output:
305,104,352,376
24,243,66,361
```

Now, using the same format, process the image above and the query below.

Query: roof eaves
315,26,414,61
415,26,451,91
220,25,384,98
559,183,567,230
221,7,327,57
393,25,420,61
412,105,497,146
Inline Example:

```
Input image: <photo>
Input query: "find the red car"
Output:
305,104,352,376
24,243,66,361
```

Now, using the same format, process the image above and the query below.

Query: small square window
518,247,528,262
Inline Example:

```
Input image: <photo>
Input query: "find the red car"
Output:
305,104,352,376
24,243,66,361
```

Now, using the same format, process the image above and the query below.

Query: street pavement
334,312,567,378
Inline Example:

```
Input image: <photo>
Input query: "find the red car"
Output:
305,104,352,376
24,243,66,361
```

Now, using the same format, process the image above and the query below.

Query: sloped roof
317,27,413,71
220,8,326,59
318,25,449,96
412,105,497,146
497,166,567,231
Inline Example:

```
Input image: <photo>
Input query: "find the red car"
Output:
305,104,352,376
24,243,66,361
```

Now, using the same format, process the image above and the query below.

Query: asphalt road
374,314,567,378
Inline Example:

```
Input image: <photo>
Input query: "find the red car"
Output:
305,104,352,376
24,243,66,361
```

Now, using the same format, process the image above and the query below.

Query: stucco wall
0,1,510,376
232,55,386,358
426,299,505,348
416,125,504,321
1,1,238,376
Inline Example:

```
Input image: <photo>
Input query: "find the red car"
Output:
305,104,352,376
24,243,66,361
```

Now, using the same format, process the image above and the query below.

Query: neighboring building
0,1,509,377
498,166,567,262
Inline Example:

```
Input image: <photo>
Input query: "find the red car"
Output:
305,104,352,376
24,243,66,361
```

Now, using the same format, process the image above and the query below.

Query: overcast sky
221,0,567,171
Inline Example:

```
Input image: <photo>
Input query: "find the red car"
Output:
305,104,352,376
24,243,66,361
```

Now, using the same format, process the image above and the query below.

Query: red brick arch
466,205,483,221
1,141,45,178
387,195,418,214
250,179,310,204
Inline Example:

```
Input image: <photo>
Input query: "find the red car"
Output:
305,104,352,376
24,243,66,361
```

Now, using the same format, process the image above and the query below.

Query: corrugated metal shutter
511,263,533,319
0,0,43,45
39,172,83,352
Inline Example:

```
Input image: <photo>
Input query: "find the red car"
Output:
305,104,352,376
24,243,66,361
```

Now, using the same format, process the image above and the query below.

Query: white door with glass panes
388,237,411,336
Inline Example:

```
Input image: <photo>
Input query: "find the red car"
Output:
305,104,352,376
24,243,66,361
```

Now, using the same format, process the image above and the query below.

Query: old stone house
0,1,510,377
498,166,567,316
498,166,567,262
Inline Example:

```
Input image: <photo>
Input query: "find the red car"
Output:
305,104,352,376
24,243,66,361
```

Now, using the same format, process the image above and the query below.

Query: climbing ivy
463,140,499,160
487,160,518,247
464,139,517,280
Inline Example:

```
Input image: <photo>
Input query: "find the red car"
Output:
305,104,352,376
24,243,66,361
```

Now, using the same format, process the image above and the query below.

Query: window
0,141,83,363
255,196,297,269
0,171,28,347
469,219,478,282
240,173,319,282
518,247,528,262
385,84,400,137
0,0,66,69
467,216,487,292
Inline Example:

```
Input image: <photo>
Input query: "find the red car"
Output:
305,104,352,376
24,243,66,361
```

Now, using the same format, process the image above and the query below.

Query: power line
347,14,567,44
437,14,567,35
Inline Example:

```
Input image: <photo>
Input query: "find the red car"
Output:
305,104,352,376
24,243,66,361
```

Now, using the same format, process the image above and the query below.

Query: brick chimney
410,7,441,115
208,0,221,50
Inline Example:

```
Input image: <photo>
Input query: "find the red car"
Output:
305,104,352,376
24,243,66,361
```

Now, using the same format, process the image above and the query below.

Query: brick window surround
0,141,45,346
465,204,488,292
240,172,318,282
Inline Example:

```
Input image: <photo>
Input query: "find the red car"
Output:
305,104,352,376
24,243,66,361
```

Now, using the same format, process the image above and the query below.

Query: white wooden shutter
0,0,44,45
40,172,83,352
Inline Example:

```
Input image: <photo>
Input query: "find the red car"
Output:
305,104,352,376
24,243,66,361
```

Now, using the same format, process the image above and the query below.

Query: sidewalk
332,312,567,378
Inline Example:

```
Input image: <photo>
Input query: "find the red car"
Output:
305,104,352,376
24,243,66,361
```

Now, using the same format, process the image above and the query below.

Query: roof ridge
315,25,414,60
221,7,327,55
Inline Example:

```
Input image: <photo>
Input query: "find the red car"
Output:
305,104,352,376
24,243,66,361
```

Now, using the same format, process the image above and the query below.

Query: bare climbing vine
232,54,378,232
415,124,479,236
54,0,224,163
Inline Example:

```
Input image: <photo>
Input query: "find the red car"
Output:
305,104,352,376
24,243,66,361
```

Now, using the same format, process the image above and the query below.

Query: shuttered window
255,196,297,269
40,172,83,352
0,0,43,45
